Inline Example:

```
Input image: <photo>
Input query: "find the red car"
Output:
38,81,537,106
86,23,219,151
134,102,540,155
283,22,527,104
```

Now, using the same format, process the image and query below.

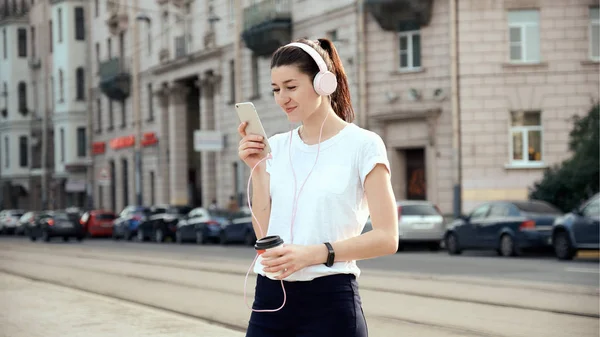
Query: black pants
246,273,368,337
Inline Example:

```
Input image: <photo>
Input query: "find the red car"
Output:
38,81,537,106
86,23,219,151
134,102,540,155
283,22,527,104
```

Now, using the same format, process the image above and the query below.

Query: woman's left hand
260,244,324,280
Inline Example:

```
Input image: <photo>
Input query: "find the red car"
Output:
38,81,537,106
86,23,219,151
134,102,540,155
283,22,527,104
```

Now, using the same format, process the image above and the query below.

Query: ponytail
317,38,354,123
271,38,355,123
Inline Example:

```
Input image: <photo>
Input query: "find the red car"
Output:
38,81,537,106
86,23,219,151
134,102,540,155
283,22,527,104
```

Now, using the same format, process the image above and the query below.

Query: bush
529,103,599,212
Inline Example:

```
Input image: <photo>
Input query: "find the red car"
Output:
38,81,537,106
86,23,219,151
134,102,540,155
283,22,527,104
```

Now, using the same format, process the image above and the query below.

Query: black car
444,200,563,257
28,211,85,242
137,205,193,242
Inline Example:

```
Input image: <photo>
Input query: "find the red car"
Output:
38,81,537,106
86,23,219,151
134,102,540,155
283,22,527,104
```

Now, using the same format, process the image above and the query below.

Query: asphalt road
0,236,598,337
1,236,598,287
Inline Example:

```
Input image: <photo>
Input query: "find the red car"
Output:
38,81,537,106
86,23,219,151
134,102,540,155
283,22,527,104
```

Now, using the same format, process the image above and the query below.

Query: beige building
88,0,599,215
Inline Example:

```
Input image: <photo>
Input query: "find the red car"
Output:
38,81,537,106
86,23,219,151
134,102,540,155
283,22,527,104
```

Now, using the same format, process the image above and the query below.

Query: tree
529,103,599,212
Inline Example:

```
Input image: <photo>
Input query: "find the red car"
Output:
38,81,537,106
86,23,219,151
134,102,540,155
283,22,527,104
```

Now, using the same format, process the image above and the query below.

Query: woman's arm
250,162,271,239
311,163,399,263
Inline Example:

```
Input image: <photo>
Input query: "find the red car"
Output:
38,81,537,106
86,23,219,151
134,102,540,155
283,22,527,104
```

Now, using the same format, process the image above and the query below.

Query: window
76,67,85,100
510,111,543,164
17,82,26,112
147,83,154,121
398,23,421,70
49,20,52,53
488,203,510,217
508,10,540,63
470,204,490,220
120,100,126,127
582,197,600,218
590,7,599,61
58,69,64,101
17,28,26,57
108,99,114,129
95,42,100,66
30,26,35,58
19,136,27,167
251,53,259,98
2,28,6,59
57,8,62,43
229,59,235,103
4,136,8,168
60,128,65,163
122,158,129,206
74,7,84,41
76,127,86,157
107,37,111,58
96,98,102,131
149,171,155,205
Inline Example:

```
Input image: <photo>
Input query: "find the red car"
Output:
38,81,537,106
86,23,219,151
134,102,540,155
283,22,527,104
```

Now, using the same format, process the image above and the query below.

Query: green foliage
529,103,599,212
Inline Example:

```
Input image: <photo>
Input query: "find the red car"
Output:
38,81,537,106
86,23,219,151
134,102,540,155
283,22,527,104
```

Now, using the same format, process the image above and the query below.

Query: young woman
237,38,399,337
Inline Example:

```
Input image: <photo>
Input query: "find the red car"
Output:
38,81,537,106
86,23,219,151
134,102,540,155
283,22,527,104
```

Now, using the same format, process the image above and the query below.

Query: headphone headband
285,42,329,74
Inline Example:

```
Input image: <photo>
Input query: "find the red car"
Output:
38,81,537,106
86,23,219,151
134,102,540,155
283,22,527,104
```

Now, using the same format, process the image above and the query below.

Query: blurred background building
0,0,598,215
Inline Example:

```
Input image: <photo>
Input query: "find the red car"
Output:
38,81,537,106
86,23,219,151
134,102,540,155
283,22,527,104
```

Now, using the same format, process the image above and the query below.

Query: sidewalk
0,272,244,337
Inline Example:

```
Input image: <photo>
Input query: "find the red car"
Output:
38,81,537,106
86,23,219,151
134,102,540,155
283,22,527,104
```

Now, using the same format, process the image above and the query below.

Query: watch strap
324,242,335,267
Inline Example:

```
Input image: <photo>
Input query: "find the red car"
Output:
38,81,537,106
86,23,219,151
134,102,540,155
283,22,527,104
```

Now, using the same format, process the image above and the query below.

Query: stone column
199,72,221,208
155,84,171,204
168,83,190,205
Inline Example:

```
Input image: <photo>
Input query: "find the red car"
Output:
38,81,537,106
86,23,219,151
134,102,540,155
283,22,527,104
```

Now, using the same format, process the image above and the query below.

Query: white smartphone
235,102,272,154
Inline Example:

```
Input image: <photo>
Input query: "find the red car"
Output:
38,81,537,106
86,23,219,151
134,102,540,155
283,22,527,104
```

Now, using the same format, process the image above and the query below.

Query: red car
80,210,117,237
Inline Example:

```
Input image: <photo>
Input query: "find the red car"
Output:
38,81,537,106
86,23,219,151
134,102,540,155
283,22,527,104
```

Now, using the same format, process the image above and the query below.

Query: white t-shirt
253,122,390,281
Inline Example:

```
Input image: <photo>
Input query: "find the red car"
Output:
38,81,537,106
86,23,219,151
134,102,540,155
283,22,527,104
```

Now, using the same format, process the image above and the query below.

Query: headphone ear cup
313,71,337,96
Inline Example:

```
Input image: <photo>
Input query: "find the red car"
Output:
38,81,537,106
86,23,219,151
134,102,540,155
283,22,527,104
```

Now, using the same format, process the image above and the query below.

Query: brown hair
270,38,354,123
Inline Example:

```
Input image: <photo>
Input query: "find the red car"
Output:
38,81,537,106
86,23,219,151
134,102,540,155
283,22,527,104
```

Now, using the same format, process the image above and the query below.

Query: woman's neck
299,106,347,145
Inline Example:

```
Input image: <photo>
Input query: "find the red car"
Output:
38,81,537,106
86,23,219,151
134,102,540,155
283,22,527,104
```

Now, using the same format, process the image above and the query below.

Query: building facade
83,0,598,215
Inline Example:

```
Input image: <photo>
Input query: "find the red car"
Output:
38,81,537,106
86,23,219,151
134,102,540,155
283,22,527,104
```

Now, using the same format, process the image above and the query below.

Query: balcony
242,0,291,57
0,1,29,21
365,0,433,31
99,58,131,101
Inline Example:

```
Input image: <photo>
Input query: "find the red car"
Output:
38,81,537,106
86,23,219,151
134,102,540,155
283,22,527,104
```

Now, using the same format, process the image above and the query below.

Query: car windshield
54,214,70,221
513,201,562,214
10,212,24,217
400,204,440,216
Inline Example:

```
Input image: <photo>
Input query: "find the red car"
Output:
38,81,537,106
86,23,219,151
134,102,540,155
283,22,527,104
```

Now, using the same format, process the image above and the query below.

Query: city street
0,237,598,336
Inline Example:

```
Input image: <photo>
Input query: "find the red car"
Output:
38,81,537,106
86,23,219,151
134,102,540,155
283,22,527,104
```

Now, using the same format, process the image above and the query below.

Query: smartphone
235,102,271,154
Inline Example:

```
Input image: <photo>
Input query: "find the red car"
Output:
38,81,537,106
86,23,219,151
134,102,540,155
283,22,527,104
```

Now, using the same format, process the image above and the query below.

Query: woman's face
271,65,322,123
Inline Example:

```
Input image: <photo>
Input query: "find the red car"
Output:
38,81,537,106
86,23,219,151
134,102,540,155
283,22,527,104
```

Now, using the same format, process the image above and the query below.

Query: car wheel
42,230,50,242
554,231,575,260
445,233,462,255
155,229,164,243
195,231,204,245
500,234,519,257
62,237,69,242
137,229,145,242
29,235,37,242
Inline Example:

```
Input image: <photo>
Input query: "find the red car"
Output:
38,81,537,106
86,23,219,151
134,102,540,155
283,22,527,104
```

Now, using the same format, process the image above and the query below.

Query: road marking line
565,267,600,274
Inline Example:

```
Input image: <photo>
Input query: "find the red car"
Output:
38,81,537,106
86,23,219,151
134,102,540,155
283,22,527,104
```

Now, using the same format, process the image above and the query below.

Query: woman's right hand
238,122,268,169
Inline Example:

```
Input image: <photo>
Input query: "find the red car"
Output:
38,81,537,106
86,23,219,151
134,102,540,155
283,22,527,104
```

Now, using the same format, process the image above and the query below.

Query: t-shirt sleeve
358,133,390,187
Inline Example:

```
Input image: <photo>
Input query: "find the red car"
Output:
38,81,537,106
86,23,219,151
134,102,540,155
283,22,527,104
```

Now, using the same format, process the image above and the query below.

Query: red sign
141,132,158,147
110,135,135,150
92,142,106,155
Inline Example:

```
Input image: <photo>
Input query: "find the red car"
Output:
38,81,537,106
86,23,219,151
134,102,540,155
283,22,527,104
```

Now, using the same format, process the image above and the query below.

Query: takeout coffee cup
255,235,284,279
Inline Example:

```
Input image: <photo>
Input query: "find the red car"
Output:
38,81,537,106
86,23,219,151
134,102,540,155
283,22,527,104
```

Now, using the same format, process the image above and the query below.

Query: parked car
175,208,238,244
137,205,193,242
17,211,40,235
112,206,150,240
80,210,117,237
444,200,563,257
0,209,25,235
361,200,445,251
220,216,256,246
551,193,600,260
28,211,85,242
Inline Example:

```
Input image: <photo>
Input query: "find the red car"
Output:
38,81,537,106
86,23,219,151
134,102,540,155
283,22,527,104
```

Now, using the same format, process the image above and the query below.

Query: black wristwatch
324,242,335,267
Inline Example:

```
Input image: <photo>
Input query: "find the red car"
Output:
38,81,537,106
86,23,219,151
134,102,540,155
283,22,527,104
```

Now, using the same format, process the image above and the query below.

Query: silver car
362,201,445,251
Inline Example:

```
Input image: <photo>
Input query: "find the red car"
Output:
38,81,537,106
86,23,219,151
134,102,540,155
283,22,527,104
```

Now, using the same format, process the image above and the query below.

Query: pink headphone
285,42,338,96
